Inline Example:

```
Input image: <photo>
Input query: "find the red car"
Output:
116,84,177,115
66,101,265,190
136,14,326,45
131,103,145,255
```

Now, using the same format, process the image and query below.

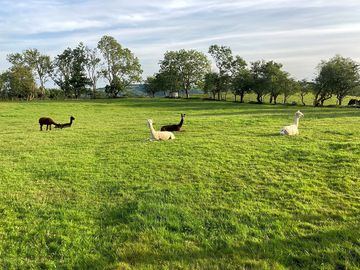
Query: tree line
0,37,359,106
145,45,360,106
0,35,142,100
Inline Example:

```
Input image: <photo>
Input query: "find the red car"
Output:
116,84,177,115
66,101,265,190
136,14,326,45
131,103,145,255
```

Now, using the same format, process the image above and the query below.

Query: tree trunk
301,94,306,106
234,95,237,102
185,89,189,99
256,94,262,103
338,97,343,106
217,91,221,100
240,92,244,103
274,95,277,105
269,95,273,104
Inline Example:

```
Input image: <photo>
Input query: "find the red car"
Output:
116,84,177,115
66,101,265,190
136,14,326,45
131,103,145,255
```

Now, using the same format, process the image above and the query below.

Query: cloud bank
0,0,359,81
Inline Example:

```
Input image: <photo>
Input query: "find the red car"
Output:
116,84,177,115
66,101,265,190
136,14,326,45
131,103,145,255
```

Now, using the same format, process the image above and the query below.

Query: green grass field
0,98,359,269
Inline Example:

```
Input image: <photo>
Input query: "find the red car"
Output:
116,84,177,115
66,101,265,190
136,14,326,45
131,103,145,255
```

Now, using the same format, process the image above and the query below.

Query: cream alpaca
280,110,304,136
147,119,175,141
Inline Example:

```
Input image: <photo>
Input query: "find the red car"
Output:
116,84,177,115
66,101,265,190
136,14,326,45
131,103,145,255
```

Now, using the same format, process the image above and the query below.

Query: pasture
0,98,359,269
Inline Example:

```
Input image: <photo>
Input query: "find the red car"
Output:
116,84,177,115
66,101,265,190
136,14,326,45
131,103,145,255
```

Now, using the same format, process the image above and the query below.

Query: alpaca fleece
147,119,175,141
280,110,304,136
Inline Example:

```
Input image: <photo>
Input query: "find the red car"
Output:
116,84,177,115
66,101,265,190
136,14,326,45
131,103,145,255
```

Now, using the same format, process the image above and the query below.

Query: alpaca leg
40,124,43,131
46,125,49,131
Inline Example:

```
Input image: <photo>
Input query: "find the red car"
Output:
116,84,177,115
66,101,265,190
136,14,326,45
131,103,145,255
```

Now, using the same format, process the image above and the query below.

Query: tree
1,66,37,100
314,55,360,106
97,35,142,98
52,47,73,97
84,46,101,98
144,76,158,97
208,45,234,100
281,76,296,104
262,61,284,104
299,80,313,106
231,56,249,102
232,68,252,103
250,60,267,103
52,43,91,98
203,72,220,99
24,49,52,97
70,43,91,98
160,49,211,98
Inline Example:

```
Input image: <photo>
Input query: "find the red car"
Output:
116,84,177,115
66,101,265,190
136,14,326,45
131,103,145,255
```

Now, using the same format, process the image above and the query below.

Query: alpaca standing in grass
55,116,75,129
161,113,186,131
39,117,60,131
147,119,175,141
280,110,304,136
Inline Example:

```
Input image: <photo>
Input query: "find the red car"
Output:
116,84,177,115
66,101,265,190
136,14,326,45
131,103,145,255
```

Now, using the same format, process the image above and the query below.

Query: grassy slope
0,98,359,269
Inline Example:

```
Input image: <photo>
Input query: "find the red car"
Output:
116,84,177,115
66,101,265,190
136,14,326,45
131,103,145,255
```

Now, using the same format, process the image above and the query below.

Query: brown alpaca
161,114,185,132
55,116,75,129
39,117,60,131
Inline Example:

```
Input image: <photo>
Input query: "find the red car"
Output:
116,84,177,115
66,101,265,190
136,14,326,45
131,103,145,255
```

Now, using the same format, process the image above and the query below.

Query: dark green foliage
314,55,360,106
97,35,142,98
52,43,91,98
159,49,211,98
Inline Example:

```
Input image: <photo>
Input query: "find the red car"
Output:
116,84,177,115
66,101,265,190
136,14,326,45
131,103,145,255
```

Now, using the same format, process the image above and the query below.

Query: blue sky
0,0,360,82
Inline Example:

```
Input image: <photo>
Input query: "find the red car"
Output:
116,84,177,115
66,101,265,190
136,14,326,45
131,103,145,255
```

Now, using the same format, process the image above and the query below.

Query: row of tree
145,45,360,106
0,37,359,106
0,35,142,100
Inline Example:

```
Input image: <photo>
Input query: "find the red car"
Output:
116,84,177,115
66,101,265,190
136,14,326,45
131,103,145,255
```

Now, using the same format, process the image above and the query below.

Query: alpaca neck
149,123,157,138
178,117,184,127
69,119,73,125
293,116,300,127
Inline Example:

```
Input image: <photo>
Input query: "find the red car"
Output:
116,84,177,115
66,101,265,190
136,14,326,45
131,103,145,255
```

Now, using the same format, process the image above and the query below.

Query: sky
0,0,360,83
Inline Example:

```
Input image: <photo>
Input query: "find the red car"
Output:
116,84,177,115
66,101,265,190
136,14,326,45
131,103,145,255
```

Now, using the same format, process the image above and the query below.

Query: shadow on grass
93,198,360,269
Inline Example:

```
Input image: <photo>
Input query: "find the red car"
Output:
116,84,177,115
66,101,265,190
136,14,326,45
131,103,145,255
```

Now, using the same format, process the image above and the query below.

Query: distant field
0,98,359,269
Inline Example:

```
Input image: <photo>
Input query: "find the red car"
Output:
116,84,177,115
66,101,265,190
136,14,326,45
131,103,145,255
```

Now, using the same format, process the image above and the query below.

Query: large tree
1,66,37,100
250,60,267,103
84,46,101,98
24,49,52,97
208,45,234,100
160,49,210,98
203,72,220,100
52,43,91,98
232,68,252,103
97,35,142,98
314,55,360,106
8,49,52,98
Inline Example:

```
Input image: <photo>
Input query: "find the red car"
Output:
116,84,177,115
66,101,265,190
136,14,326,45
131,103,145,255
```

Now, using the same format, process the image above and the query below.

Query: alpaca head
181,113,186,118
295,110,304,118
70,116,75,121
147,119,153,128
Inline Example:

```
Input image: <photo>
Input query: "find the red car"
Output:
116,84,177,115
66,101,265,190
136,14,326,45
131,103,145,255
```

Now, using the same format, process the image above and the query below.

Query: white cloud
0,0,360,80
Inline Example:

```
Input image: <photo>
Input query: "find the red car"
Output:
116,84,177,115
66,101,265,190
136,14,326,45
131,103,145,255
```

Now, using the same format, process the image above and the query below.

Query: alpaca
39,117,60,131
280,110,304,136
160,114,186,131
147,119,175,141
55,116,75,129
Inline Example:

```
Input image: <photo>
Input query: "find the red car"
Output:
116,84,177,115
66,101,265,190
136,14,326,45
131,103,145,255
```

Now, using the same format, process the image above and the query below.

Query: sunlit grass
0,98,359,269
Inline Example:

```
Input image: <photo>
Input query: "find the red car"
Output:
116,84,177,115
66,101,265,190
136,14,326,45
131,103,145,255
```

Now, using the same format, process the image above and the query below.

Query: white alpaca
280,110,304,136
147,119,175,141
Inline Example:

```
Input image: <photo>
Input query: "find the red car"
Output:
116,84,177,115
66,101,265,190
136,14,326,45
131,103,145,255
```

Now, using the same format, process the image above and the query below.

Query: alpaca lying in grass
280,110,304,136
147,119,175,141
161,113,186,131
39,117,59,131
55,116,75,129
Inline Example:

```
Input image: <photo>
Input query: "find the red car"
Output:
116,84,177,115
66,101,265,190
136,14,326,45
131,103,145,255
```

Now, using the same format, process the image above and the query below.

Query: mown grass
0,98,359,269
